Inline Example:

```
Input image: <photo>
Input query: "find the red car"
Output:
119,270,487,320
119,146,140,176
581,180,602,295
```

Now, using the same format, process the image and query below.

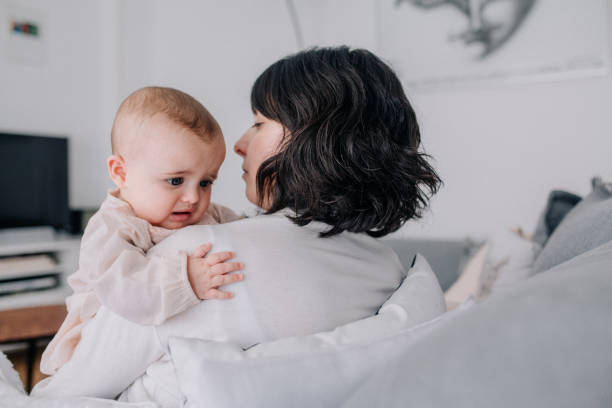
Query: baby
41,87,244,375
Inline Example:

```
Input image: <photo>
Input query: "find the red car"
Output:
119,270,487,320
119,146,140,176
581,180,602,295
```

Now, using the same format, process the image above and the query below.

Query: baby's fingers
210,262,244,276
210,271,244,288
192,243,212,258
203,288,234,300
205,251,236,265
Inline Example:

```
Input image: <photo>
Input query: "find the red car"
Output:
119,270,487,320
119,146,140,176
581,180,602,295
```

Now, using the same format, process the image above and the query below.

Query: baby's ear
107,154,127,188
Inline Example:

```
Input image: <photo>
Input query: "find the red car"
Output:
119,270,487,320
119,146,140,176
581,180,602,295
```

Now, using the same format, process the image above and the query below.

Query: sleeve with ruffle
75,210,200,325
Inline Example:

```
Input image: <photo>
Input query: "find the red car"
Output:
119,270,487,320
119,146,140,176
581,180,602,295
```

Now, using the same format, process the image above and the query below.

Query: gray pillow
358,240,612,408
532,177,612,274
531,190,582,246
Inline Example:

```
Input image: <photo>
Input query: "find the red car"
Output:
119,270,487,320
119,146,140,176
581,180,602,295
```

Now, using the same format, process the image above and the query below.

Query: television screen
0,133,70,230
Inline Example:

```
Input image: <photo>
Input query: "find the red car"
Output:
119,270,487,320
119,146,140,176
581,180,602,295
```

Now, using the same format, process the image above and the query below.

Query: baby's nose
182,189,199,205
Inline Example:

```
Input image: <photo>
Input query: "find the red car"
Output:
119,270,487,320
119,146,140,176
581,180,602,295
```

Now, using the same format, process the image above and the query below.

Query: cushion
173,241,612,407
169,319,442,408
532,177,612,273
169,255,448,407
531,190,582,246
358,239,612,407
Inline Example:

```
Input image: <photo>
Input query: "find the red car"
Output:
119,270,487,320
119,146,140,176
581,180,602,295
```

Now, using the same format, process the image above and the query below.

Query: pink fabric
40,191,240,375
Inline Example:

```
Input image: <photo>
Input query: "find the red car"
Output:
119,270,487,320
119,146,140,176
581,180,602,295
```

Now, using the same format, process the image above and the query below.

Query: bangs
250,68,282,122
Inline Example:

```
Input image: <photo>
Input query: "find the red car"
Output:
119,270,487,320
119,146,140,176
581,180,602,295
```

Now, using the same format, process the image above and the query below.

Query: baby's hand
187,243,244,300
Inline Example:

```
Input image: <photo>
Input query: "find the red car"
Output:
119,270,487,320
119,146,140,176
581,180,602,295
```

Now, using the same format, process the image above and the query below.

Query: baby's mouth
170,211,191,221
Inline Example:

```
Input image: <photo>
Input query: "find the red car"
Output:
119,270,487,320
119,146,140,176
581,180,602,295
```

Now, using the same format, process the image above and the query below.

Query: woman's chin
245,191,260,208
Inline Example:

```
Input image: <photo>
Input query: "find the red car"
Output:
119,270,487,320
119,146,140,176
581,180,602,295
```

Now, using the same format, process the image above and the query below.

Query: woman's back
151,211,406,346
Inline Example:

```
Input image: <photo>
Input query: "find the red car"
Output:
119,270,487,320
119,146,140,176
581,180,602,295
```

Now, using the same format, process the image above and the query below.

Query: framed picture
377,0,608,90
0,1,47,64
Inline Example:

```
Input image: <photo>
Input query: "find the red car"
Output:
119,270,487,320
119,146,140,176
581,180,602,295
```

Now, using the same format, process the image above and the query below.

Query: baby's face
119,114,226,229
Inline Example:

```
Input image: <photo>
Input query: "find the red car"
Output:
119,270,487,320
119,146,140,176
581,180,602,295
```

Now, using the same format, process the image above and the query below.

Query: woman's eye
167,177,183,186
200,180,211,188
253,122,263,128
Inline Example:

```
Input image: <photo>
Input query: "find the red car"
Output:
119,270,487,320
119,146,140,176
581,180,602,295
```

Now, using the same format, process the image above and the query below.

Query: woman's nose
234,131,249,157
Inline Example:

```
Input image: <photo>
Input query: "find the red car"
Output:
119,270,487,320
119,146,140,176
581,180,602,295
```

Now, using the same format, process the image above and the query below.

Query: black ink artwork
396,0,536,59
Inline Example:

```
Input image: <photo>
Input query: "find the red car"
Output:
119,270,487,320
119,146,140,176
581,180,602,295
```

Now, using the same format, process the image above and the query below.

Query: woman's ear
107,154,127,188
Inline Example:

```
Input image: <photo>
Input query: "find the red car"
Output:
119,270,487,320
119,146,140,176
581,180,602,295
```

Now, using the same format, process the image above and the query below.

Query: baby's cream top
40,190,239,375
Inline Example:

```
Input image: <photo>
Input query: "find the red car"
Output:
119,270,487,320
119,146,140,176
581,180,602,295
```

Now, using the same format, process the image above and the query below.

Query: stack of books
0,254,60,297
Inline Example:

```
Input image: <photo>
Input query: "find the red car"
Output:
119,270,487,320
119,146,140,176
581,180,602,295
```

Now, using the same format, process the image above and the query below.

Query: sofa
378,176,612,407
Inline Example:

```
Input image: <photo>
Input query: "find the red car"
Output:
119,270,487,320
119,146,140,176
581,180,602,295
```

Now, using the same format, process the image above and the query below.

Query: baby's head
108,86,225,229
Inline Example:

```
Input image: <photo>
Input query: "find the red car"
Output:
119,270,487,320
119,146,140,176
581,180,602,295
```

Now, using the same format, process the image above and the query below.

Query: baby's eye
200,180,212,188
167,177,183,186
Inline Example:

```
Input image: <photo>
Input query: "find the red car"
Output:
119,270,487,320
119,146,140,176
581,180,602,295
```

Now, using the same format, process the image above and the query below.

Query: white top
33,211,423,400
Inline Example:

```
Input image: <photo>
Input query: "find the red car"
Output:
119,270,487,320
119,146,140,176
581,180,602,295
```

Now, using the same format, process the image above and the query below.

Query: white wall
0,0,115,209
412,73,612,239
3,0,611,239
280,0,612,240
115,0,303,215
116,0,382,215
393,2,612,239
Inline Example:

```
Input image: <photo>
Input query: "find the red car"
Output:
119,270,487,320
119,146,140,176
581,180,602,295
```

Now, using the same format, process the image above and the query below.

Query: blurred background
1,0,611,240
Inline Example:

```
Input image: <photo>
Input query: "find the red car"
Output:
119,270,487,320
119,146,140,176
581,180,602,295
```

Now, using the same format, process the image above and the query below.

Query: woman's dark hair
251,46,441,237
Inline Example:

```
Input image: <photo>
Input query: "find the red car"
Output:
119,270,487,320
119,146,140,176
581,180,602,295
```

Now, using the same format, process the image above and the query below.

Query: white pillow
169,255,447,408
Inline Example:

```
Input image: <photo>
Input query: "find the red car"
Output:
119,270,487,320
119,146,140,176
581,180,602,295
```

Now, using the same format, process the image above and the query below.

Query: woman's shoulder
151,210,401,271
220,211,400,263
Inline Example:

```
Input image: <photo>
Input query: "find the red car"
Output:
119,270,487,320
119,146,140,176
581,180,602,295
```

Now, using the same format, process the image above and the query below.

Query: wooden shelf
0,287,72,310
0,304,67,392
0,227,80,257
0,227,80,311
0,304,67,343
0,227,79,392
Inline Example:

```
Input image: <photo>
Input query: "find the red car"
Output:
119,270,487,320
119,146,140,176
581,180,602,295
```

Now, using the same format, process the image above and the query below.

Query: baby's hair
111,86,221,154
251,46,442,238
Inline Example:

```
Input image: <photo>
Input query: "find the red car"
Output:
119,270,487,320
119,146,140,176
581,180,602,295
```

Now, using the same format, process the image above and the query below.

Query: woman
32,46,442,402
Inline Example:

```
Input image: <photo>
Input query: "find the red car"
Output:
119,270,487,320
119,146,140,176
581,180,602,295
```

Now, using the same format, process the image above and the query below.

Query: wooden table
0,304,67,390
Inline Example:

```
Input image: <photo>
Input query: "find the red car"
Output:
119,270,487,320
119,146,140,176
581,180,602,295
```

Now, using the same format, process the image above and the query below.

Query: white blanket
0,352,154,408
